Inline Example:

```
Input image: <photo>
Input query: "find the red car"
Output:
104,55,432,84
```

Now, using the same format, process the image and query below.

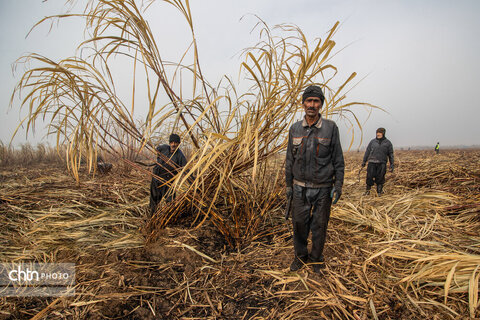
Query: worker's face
376,132,384,139
303,97,322,117
169,141,180,152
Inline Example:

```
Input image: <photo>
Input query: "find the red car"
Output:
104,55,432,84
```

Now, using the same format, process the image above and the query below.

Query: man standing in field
285,85,345,273
149,134,187,216
435,142,440,154
361,128,394,195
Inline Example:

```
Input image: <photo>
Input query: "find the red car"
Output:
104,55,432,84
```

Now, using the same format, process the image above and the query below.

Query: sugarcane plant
11,0,379,247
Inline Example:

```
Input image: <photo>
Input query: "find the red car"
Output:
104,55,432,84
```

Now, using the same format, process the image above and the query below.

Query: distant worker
285,85,345,273
362,128,394,195
149,134,187,216
435,142,440,154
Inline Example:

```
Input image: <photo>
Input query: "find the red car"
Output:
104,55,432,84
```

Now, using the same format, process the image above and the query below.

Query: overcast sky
1,0,479,148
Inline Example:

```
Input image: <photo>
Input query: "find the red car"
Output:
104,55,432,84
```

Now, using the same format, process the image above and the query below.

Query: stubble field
0,149,479,319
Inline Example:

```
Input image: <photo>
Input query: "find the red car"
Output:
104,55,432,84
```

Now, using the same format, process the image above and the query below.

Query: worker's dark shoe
363,185,372,196
309,255,325,273
290,257,305,271
312,262,325,274
377,184,384,195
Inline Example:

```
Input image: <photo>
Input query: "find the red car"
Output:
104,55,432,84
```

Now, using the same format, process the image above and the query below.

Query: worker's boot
311,256,325,274
377,184,384,195
363,185,372,196
290,257,306,271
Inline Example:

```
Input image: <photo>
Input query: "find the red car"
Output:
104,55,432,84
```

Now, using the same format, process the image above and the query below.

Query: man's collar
302,114,323,128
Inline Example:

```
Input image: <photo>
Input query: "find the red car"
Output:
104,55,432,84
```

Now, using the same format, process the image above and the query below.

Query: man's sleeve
332,124,345,190
285,127,294,188
363,141,371,164
388,142,394,166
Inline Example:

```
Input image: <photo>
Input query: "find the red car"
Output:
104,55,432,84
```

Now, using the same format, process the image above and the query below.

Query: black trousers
291,185,332,262
149,178,172,216
366,162,386,186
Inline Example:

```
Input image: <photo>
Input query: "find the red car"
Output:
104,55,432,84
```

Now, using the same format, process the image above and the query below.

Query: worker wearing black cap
149,134,187,215
285,85,345,273
361,128,394,195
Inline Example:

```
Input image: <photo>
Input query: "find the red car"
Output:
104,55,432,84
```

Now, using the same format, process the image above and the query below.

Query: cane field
1,0,479,319
1,146,479,319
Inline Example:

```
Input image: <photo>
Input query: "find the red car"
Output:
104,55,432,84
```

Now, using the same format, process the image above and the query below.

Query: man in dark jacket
149,134,187,215
285,85,345,273
362,128,394,195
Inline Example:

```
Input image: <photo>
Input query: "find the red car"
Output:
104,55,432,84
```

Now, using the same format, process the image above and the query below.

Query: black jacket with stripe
285,115,345,190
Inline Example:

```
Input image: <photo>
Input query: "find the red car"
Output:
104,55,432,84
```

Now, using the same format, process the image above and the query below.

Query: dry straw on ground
0,150,479,319
4,0,479,318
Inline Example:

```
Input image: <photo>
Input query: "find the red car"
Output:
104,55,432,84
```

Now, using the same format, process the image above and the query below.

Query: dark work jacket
285,115,345,189
363,137,394,165
153,144,187,182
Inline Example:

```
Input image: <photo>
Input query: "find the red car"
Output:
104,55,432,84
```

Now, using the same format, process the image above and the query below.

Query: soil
1,150,479,319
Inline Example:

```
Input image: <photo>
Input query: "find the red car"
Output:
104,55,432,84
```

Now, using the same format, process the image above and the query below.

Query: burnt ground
0,150,479,319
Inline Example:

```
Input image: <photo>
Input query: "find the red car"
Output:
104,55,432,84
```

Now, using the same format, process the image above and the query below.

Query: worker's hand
330,187,342,204
389,164,394,173
286,186,293,199
361,162,366,168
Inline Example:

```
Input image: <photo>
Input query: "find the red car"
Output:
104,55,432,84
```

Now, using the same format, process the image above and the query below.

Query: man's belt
293,179,330,189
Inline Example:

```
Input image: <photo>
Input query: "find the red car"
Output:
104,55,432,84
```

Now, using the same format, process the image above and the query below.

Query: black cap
169,134,181,143
302,85,325,104
376,128,386,135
